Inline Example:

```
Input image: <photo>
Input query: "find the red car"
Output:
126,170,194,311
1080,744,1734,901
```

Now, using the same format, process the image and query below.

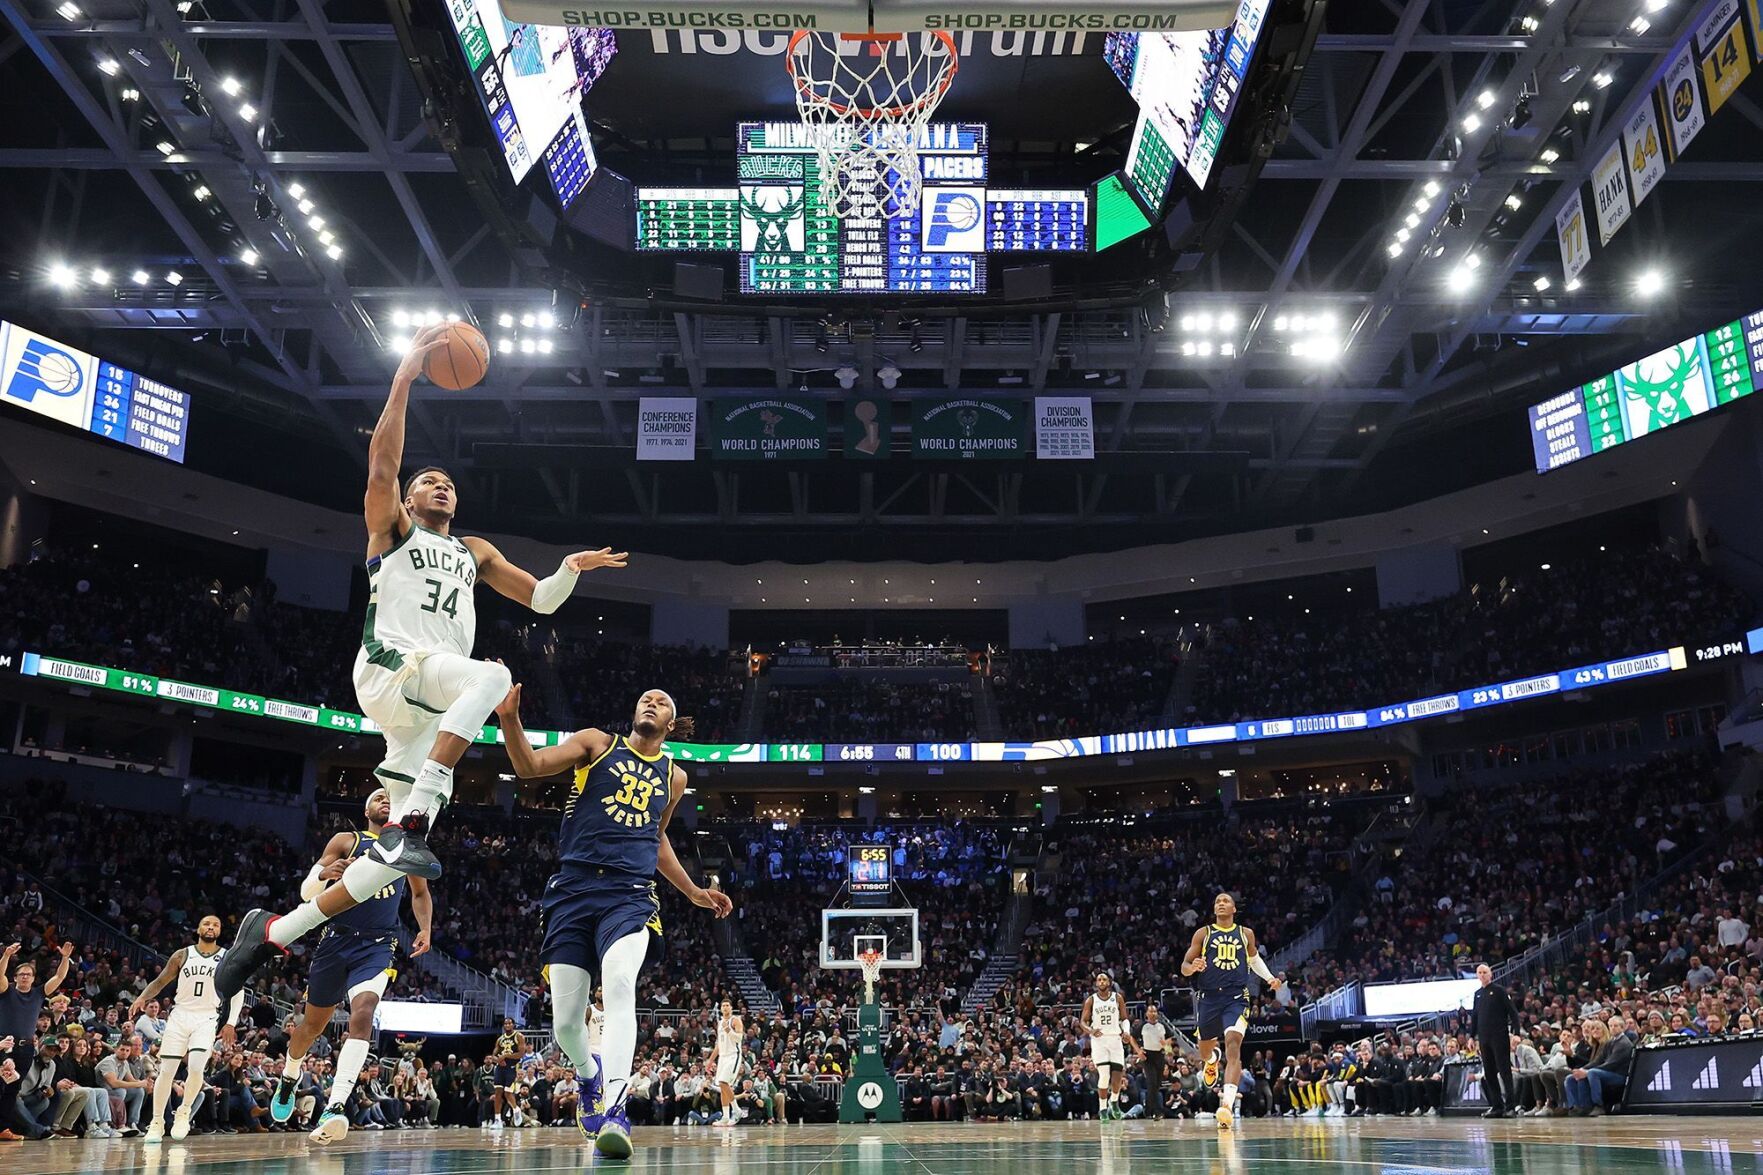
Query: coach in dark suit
1471,963,1521,1118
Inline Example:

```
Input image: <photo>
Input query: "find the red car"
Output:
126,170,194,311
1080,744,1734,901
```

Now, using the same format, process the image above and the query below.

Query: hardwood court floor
7,1115,1763,1174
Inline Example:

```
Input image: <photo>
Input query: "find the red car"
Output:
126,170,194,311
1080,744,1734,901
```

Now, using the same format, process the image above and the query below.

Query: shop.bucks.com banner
709,397,827,460
911,398,1027,459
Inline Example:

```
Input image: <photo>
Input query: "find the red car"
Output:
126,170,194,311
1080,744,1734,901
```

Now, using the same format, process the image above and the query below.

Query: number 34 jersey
560,736,676,878
362,521,478,661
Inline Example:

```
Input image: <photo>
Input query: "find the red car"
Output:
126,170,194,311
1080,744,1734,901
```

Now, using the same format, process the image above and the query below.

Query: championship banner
1034,395,1095,459
636,396,697,461
911,398,1028,459
1555,189,1591,285
1696,0,1753,115
1622,102,1666,209
1748,0,1763,63
1660,45,1708,160
708,397,827,460
1591,142,1632,247
844,395,892,459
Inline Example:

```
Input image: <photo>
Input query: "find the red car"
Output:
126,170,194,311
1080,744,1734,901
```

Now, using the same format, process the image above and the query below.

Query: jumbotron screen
441,0,612,205
0,318,189,463
1529,310,1762,472
1107,0,1273,203
634,122,1091,294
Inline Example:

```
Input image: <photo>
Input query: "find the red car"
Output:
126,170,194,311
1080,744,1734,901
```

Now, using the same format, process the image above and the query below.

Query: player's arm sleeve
528,560,579,614
225,989,246,1029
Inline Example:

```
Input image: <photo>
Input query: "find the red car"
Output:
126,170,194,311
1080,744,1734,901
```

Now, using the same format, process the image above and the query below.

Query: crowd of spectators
1292,751,1723,995
1194,544,1752,725
761,681,975,742
994,638,1180,741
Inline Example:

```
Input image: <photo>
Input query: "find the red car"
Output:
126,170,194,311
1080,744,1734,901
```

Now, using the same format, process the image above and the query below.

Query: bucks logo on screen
1616,339,1713,438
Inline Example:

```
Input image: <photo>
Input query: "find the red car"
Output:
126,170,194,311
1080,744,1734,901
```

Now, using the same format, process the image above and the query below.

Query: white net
858,949,885,1000
786,31,960,220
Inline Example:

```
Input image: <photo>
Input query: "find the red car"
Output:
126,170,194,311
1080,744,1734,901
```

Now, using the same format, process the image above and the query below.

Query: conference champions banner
637,396,697,460
912,398,1027,459
709,397,827,460
1035,395,1095,459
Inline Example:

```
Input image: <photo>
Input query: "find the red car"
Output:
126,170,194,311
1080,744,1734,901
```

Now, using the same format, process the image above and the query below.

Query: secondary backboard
496,1,1237,37
821,906,922,970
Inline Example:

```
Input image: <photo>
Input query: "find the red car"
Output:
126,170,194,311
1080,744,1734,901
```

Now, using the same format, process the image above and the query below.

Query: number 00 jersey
362,522,478,661
1197,923,1252,999
561,735,676,877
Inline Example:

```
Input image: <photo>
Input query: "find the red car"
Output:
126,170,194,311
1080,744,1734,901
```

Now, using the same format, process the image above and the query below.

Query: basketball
425,322,490,391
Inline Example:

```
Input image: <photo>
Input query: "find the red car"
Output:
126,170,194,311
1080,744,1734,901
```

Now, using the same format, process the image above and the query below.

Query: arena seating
760,680,976,741
993,638,1179,741
1193,545,1752,725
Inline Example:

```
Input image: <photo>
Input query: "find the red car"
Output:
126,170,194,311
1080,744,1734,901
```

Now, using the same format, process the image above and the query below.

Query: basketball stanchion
840,948,903,1123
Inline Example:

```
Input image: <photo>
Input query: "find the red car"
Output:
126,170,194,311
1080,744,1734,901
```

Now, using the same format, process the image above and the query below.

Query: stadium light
537,338,554,355
1540,147,1560,163
388,337,410,354
287,183,306,199
1446,265,1475,293
499,313,514,328
238,248,258,267
519,338,536,355
220,77,242,97
131,269,150,285
1461,112,1483,134
392,309,411,328
238,103,257,123
1475,89,1496,110
326,244,343,260
89,267,110,285
1533,275,1552,292
1592,70,1613,89
1387,241,1404,257
1634,268,1665,297
97,58,119,75
193,185,211,201
1629,16,1649,33
57,2,80,19
165,270,183,286
49,263,79,288
497,337,514,354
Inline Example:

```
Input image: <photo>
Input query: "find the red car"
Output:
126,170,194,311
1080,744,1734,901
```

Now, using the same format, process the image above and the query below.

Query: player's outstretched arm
657,764,733,917
130,949,186,1019
366,324,452,547
1180,928,1209,977
465,537,629,614
495,681,607,778
1243,928,1283,992
409,877,433,957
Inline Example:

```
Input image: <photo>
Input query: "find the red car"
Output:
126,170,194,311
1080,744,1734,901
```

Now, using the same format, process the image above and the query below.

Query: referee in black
1138,1005,1169,1119
1471,963,1521,1118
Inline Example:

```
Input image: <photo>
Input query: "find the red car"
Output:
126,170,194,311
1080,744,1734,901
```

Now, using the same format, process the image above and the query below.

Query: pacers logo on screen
7,338,84,404
923,188,985,252
603,757,663,827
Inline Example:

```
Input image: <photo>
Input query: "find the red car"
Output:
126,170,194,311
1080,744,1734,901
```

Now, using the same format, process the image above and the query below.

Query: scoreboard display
0,318,189,463
826,742,917,762
1529,309,1762,471
848,844,893,896
634,122,1094,293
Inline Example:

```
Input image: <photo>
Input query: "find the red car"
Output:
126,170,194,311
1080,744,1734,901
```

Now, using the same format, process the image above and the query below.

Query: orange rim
786,30,959,121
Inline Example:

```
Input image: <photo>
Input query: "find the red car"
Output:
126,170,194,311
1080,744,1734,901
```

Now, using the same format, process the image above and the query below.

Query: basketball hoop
857,948,885,1002
786,30,959,221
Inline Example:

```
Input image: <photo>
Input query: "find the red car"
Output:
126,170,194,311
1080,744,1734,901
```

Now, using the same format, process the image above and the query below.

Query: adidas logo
1646,1061,1672,1092
1691,1057,1719,1091
1742,1057,1763,1089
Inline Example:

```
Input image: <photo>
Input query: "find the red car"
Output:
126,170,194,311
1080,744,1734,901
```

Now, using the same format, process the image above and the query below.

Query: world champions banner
709,397,828,460
911,398,1027,459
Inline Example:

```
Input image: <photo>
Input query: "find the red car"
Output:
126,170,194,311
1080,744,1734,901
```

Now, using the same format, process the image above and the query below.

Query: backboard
821,906,921,970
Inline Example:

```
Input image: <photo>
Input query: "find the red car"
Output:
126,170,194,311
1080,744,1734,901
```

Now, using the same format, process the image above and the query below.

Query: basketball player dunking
128,915,240,1142
212,322,628,1016
496,682,733,1159
1181,893,1284,1130
1081,971,1142,1121
710,999,744,1128
269,788,432,1144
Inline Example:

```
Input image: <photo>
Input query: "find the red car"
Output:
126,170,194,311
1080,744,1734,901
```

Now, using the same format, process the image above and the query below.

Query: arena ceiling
1,0,1761,562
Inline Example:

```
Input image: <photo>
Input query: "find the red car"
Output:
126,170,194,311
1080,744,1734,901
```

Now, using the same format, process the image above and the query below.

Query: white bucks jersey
175,945,225,1015
589,1005,605,1053
363,522,478,660
1093,993,1123,1037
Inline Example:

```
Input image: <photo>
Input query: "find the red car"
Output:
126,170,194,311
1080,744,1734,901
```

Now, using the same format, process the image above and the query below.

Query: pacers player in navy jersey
497,682,733,1159
1180,893,1284,1130
268,788,433,1144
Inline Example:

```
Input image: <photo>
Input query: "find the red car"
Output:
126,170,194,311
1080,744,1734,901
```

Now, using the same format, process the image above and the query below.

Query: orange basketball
425,322,490,391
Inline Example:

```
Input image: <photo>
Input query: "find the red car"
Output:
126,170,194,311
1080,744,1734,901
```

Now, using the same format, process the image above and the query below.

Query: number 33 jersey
561,735,676,877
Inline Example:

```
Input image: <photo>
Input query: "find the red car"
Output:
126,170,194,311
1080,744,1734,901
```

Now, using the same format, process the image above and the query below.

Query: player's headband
644,690,676,718
366,787,389,817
